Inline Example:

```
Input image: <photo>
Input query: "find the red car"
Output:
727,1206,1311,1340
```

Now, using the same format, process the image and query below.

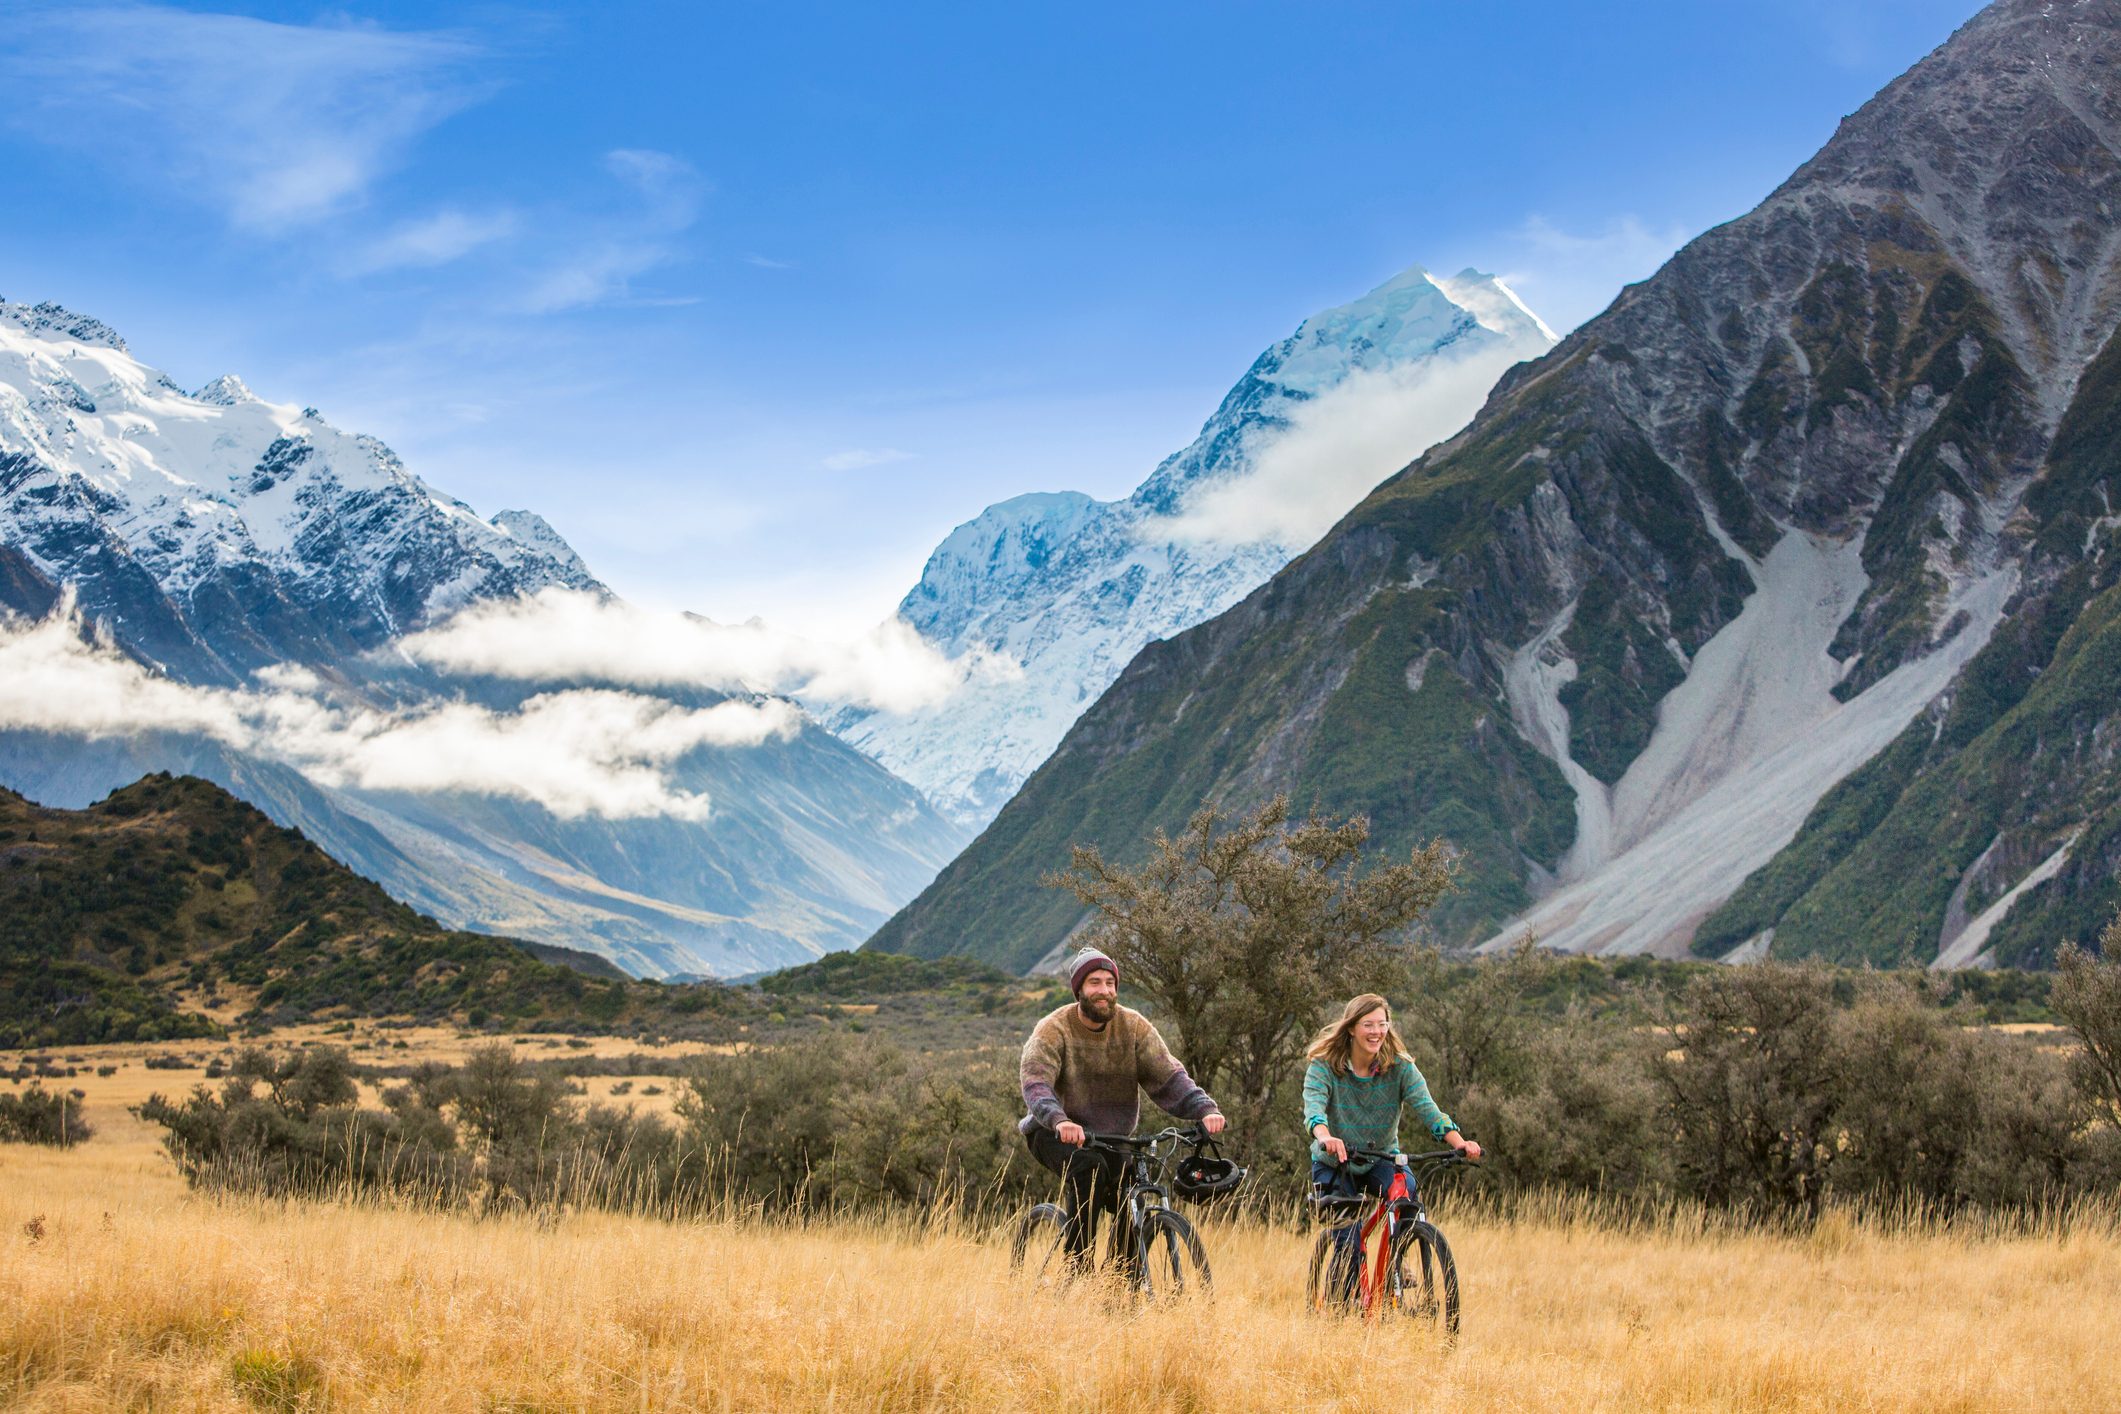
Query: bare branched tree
1045,795,1454,1158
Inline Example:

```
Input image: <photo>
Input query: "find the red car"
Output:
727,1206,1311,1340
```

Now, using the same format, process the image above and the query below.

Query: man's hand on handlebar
1201,1113,1226,1137
1056,1121,1086,1146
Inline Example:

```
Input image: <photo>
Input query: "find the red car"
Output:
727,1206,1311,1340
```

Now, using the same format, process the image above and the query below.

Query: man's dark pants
1026,1125,1134,1264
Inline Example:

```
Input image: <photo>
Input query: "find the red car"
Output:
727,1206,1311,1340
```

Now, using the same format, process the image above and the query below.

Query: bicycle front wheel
1388,1219,1460,1339
1135,1208,1211,1300
1306,1229,1361,1314
1010,1202,1072,1289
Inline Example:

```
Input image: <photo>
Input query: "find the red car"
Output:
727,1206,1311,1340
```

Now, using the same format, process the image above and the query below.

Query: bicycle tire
1134,1208,1211,1300
1010,1202,1071,1289
1306,1229,1361,1313
1389,1219,1460,1339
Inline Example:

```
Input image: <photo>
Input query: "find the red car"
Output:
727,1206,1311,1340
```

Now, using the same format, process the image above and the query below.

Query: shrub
675,1034,1040,1213
2053,930,2121,1125
137,1043,713,1216
0,1084,93,1145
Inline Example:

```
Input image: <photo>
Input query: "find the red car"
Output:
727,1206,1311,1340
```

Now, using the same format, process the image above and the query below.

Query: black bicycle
1009,1125,1244,1298
1306,1147,1474,1337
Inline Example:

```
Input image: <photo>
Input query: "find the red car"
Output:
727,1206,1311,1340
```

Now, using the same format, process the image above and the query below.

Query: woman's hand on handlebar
1447,1132,1483,1162
1314,1125,1348,1164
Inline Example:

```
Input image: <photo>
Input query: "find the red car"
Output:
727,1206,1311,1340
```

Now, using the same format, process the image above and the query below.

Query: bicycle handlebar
1079,1124,1207,1151
1344,1145,1482,1166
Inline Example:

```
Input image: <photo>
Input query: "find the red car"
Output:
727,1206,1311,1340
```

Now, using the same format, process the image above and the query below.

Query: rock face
869,0,2121,973
0,302,966,977
830,266,1555,826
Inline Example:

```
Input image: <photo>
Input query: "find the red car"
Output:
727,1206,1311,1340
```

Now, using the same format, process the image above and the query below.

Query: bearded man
1018,946,1226,1264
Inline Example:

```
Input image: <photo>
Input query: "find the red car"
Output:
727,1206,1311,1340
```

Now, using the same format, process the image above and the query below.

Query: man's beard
1079,994,1115,1023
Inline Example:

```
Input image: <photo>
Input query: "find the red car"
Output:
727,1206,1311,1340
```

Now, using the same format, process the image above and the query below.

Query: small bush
675,1034,1039,1213
0,1085,93,1146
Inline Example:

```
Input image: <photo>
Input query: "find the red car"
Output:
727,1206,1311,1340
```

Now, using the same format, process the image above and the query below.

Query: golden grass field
4,1034,2119,1412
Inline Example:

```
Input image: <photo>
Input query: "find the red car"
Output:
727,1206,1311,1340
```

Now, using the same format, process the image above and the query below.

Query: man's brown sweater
1018,1002,1219,1136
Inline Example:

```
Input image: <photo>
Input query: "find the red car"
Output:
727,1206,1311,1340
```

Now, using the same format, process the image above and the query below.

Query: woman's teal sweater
1302,1054,1456,1174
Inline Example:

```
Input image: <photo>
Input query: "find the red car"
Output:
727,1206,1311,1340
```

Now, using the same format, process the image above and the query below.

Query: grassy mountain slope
0,774,737,1046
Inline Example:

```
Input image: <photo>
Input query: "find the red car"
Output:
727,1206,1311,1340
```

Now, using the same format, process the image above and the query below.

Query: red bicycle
1306,1148,1469,1336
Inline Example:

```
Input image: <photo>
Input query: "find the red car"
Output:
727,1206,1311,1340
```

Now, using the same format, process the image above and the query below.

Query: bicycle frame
1321,1147,1461,1317
1346,1156,1421,1315
1081,1128,1186,1260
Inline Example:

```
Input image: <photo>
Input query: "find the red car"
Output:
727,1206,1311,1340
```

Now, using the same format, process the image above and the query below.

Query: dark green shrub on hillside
758,951,1015,999
1312,951,2106,1224
675,1035,1039,1213
0,1085,93,1146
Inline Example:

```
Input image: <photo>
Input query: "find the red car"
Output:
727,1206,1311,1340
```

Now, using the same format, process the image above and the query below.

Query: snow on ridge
0,298,603,623
1433,269,1560,344
194,374,257,406
0,298,129,353
832,262,1558,826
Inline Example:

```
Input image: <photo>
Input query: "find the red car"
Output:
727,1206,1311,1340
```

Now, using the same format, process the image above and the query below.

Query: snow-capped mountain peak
0,296,603,681
1431,268,1560,344
194,374,257,406
831,262,1557,825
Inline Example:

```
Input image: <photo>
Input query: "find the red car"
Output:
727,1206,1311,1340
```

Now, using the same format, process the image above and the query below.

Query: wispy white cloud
820,448,915,472
1494,214,1695,335
1153,342,1536,549
517,149,707,313
0,4,488,232
0,602,801,820
744,254,797,270
347,208,520,274
397,589,1017,716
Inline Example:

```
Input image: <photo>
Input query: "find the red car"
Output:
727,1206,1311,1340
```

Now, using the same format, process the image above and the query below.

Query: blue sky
0,0,1984,635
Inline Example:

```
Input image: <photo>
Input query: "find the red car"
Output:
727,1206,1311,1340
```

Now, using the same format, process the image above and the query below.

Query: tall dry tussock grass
4,1111,2119,1412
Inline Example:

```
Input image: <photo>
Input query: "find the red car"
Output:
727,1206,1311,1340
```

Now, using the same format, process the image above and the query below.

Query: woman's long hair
1303,993,1408,1076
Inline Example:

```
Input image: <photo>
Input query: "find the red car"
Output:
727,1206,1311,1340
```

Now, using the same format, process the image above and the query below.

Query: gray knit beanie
1069,947,1118,998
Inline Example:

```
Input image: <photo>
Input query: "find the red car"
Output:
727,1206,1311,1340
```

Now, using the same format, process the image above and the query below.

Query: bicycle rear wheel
1010,1202,1072,1289
1135,1208,1210,1300
1388,1219,1460,1339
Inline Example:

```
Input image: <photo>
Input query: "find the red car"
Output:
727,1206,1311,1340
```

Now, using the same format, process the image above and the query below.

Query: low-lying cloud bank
397,589,1019,715
1152,342,1533,549
0,603,802,820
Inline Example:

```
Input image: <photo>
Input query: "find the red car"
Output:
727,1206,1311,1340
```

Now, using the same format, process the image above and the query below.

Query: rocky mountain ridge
829,266,1555,825
869,0,2121,973
0,297,602,683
